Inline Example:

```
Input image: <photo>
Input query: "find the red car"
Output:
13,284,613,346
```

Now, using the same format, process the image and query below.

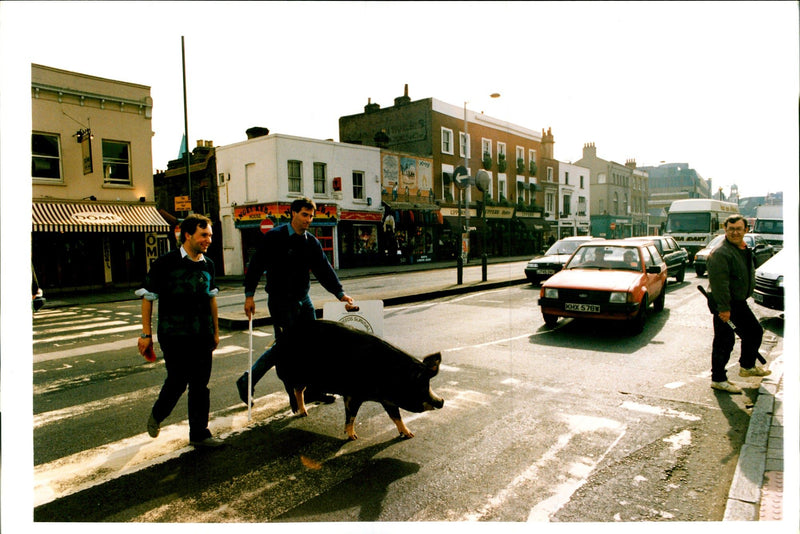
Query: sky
2,1,798,200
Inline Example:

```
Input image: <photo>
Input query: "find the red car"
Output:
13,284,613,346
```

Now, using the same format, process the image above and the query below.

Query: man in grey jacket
706,215,771,394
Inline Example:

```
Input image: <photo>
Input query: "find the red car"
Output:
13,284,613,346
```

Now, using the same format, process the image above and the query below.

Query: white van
665,199,740,262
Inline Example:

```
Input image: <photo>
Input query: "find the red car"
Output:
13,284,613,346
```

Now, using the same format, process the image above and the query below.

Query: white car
753,249,785,311
524,236,602,285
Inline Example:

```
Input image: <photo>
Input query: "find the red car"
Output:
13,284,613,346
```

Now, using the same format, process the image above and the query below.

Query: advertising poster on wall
382,152,434,200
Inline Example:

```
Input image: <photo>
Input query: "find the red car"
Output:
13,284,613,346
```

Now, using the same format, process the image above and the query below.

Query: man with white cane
237,197,357,408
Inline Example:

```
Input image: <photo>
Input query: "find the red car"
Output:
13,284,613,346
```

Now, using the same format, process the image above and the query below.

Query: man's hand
341,294,359,312
212,332,220,350
718,311,731,323
244,296,255,319
137,336,152,355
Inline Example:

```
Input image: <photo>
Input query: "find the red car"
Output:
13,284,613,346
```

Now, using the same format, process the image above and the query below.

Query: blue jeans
249,295,316,386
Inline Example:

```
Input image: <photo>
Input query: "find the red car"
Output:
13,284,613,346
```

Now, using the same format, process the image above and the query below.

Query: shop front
338,209,383,268
382,201,443,265
516,211,551,256
32,200,170,292
234,202,339,270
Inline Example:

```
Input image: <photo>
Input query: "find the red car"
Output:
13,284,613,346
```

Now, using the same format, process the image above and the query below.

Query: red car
538,240,668,333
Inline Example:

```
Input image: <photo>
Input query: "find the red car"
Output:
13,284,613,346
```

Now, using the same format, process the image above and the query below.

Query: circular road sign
475,170,490,192
260,218,275,234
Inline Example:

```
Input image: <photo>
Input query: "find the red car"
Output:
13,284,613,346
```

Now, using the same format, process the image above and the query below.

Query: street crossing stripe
33,324,142,344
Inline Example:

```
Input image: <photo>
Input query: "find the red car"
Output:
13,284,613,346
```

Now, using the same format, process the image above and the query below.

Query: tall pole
463,102,470,263
182,36,192,214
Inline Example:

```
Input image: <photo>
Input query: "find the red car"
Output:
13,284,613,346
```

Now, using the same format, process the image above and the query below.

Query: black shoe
190,436,225,448
236,373,254,407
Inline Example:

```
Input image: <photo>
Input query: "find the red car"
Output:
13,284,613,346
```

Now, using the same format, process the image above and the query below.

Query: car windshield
705,235,725,249
565,245,642,271
544,239,585,256
666,212,710,233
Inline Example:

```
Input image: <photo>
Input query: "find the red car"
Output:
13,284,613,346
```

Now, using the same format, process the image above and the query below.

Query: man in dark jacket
137,214,223,447
706,215,771,394
236,197,356,405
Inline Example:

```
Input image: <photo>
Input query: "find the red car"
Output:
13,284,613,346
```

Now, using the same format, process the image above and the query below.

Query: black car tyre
630,294,648,334
653,286,665,312
695,265,705,277
676,266,685,283
543,313,559,328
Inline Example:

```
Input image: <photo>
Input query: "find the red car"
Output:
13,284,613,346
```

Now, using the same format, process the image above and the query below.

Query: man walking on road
236,197,357,406
706,214,771,394
137,214,224,448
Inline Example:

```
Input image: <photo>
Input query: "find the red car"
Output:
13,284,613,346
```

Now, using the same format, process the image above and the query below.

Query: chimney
583,142,597,159
625,158,637,169
364,97,381,113
246,126,270,139
394,83,411,106
541,127,555,159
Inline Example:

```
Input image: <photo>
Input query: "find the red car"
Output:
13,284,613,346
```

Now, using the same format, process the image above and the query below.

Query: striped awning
32,202,171,233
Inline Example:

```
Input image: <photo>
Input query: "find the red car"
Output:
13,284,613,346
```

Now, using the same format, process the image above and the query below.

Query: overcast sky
3,1,798,201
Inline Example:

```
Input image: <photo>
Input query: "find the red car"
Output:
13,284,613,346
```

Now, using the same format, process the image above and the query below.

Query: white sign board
323,300,384,338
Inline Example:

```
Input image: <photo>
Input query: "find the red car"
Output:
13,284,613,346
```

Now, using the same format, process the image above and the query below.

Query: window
32,132,62,181
598,173,606,184
528,149,537,162
545,192,555,214
497,142,506,157
102,140,131,185
562,194,571,216
580,175,585,188
482,138,492,158
313,162,327,194
516,146,524,161
564,171,569,185
546,166,553,182
352,171,364,200
459,132,471,158
498,178,506,200
288,160,302,193
441,128,453,154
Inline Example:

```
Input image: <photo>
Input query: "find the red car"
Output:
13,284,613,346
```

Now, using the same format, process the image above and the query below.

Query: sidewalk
724,336,785,522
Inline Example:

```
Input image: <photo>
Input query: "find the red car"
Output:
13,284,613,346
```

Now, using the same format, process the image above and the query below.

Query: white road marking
35,320,129,335
33,324,143,345
444,333,533,353
621,401,701,422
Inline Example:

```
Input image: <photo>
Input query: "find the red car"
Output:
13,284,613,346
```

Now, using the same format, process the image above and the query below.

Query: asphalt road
29,267,783,524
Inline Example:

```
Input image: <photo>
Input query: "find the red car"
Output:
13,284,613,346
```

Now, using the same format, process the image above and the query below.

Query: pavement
40,254,784,522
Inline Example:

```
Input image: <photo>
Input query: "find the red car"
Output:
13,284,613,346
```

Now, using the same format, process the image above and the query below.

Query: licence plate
565,303,600,313
753,293,763,303
537,269,555,274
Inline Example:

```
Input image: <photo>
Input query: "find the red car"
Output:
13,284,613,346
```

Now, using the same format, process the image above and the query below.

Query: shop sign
174,196,191,211
145,233,159,268
484,206,515,219
71,211,123,224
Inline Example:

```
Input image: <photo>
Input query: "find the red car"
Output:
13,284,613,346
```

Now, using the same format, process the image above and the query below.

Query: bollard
481,253,488,282
457,255,463,285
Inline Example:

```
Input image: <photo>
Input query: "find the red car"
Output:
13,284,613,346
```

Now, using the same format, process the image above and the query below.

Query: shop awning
517,218,551,232
33,201,171,233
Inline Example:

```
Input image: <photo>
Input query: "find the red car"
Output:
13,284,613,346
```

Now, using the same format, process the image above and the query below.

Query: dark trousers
711,300,763,382
152,336,214,441
250,295,316,385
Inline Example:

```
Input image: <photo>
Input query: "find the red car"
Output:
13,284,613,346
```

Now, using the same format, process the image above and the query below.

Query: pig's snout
424,391,444,411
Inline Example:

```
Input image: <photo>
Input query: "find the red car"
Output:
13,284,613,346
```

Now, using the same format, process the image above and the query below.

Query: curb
217,277,530,330
723,349,784,521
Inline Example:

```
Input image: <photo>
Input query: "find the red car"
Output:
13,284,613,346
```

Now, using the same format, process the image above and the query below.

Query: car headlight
609,292,628,303
776,275,784,288
544,288,559,299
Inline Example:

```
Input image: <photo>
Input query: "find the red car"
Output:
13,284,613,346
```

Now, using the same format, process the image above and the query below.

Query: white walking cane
247,314,253,421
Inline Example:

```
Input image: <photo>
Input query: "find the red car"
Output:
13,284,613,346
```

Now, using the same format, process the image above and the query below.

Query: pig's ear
423,352,441,377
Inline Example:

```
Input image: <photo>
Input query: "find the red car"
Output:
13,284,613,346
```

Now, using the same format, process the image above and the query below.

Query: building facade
638,162,711,214
339,86,551,259
215,132,385,275
32,64,169,292
574,143,650,238
556,162,591,238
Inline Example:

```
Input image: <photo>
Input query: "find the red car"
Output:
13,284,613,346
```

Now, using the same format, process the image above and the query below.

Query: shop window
313,162,327,194
352,171,364,199
102,140,131,185
288,160,302,193
32,132,62,181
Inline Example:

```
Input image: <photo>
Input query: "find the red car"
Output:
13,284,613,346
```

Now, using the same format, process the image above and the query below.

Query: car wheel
630,294,648,334
543,313,559,328
676,265,685,283
695,265,705,277
653,286,665,312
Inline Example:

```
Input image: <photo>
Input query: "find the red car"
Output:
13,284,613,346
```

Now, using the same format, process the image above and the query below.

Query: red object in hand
143,344,157,362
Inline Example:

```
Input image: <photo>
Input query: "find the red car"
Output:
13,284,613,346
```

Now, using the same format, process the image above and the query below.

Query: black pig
272,320,444,440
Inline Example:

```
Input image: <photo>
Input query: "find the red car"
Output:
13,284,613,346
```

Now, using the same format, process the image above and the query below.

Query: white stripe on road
35,320,129,336
33,324,143,345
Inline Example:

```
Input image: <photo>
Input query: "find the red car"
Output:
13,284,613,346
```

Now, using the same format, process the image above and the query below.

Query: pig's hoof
399,431,415,439
294,409,308,418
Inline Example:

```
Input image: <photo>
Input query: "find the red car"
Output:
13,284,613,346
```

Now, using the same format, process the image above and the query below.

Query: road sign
260,218,274,234
174,195,191,211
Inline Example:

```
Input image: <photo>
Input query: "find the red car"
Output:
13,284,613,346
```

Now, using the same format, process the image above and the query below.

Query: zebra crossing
33,306,143,350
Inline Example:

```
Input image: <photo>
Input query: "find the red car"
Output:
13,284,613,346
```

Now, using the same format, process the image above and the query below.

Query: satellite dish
475,170,490,192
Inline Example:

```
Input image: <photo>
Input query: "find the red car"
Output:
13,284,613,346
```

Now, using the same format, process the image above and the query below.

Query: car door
644,245,666,296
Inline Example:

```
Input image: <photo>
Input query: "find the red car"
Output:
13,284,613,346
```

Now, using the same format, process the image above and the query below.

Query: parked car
693,233,775,276
753,249,785,311
625,235,688,283
538,240,668,334
524,236,602,284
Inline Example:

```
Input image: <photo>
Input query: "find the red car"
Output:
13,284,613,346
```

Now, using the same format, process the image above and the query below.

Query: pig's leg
382,403,414,439
293,387,308,417
343,396,364,440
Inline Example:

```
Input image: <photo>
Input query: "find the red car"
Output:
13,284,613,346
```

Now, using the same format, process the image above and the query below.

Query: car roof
559,236,601,241
577,239,644,247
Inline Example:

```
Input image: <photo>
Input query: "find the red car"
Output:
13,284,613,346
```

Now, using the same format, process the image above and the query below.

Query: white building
215,133,383,275
557,162,591,237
